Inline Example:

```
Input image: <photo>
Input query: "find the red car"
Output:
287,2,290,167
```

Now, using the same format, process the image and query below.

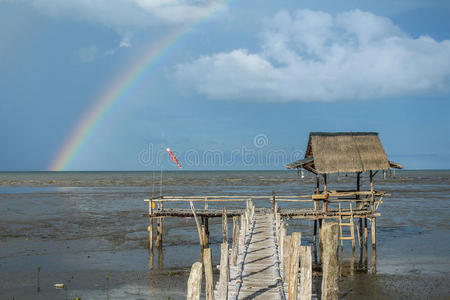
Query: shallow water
0,170,449,299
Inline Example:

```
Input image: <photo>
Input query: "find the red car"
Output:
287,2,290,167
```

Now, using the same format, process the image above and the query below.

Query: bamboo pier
144,132,402,299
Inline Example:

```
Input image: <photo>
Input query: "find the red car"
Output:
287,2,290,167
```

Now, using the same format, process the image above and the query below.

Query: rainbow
49,0,232,171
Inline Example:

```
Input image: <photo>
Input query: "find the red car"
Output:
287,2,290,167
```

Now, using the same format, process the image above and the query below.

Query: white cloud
174,9,450,102
30,0,225,28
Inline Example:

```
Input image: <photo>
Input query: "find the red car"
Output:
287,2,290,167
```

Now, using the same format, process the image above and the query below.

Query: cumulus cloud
30,0,225,28
174,9,450,102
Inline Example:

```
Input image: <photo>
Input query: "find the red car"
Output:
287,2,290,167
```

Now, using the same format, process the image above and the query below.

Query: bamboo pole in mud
321,222,339,300
288,232,301,300
203,248,214,300
187,262,202,300
222,207,228,243
231,216,239,266
299,245,312,300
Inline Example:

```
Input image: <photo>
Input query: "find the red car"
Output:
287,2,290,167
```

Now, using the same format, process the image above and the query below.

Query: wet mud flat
0,170,449,299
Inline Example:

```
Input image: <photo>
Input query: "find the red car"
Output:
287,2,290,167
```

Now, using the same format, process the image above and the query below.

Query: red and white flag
166,148,182,170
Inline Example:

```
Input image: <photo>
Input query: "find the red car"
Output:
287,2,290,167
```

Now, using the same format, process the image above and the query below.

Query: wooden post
231,216,239,266
203,248,213,300
156,217,163,248
272,190,276,212
316,175,320,193
319,219,323,262
148,217,153,250
323,174,327,193
371,217,376,248
190,201,204,248
321,222,339,300
240,214,246,248
299,246,312,300
313,220,317,243
288,232,301,300
219,242,229,299
204,197,208,210
282,235,291,283
187,262,202,300
222,208,228,243
205,217,209,247
364,218,368,247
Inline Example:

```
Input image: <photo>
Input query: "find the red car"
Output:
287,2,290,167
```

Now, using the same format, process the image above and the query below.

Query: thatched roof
287,132,402,174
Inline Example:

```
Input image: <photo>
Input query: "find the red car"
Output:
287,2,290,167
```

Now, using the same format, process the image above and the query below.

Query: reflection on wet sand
148,247,164,270
320,244,377,278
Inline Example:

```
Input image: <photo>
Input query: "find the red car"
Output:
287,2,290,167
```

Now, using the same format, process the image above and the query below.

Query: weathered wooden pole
364,218,368,247
282,235,291,283
205,217,209,247
313,220,317,243
203,248,213,300
222,207,228,243
299,246,312,300
219,242,229,299
156,217,163,248
288,232,301,300
231,216,239,266
371,217,376,248
187,262,203,300
148,217,153,250
321,222,339,300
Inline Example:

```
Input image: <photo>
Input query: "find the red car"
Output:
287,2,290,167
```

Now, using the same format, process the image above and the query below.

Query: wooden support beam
203,248,213,300
299,246,312,300
187,262,202,300
288,232,301,300
321,222,339,300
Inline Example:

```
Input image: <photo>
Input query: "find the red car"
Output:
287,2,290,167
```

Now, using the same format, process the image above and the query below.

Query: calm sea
0,170,448,299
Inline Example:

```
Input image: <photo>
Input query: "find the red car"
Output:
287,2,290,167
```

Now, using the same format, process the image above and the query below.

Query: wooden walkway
232,213,285,299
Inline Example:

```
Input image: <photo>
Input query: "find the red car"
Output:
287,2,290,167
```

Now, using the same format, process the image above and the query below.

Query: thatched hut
286,132,402,248
286,132,402,174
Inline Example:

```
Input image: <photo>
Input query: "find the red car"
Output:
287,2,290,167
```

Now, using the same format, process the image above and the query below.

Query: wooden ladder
338,203,355,249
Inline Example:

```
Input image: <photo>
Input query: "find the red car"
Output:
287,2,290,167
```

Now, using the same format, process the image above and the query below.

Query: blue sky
0,0,449,171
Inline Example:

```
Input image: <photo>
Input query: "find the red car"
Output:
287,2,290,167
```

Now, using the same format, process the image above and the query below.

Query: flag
166,148,182,170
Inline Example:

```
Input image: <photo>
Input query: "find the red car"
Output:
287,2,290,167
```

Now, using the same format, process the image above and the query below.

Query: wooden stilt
288,232,301,300
321,222,339,300
364,218,368,246
148,217,153,250
371,217,376,248
299,246,312,300
231,216,239,266
222,207,228,243
313,220,317,243
156,217,163,248
205,217,209,247
203,248,213,300
358,218,363,248
187,262,202,300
